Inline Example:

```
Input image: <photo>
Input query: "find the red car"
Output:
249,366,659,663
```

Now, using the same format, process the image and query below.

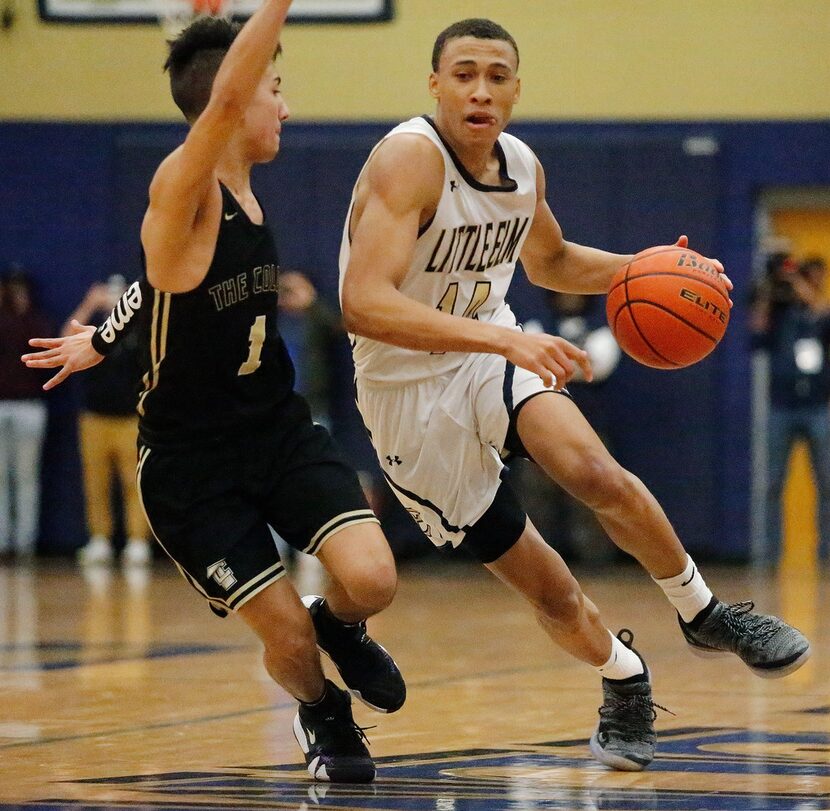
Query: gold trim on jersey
137,290,171,417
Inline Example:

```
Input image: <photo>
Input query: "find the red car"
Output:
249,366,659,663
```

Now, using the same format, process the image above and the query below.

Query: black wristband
91,327,114,357
89,280,143,357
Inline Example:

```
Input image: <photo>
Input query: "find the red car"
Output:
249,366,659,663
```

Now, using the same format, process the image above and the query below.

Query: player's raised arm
163,0,291,193
144,0,292,258
341,137,591,388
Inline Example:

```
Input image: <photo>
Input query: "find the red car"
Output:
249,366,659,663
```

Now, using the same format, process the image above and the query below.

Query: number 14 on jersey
436,280,492,319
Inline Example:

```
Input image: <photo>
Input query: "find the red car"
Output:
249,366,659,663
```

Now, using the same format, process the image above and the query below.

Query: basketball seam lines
614,305,677,367
621,267,678,367
623,299,720,344
608,270,729,299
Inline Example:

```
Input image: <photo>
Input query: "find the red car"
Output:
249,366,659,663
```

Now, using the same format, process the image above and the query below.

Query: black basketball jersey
137,183,295,447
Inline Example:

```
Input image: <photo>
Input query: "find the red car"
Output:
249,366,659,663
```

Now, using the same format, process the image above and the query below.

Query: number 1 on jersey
238,315,266,376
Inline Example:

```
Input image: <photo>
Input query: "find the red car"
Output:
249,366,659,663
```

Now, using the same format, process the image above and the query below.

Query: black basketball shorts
136,397,378,617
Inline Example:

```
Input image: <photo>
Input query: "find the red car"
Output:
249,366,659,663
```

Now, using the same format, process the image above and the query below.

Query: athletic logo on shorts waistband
207,559,237,591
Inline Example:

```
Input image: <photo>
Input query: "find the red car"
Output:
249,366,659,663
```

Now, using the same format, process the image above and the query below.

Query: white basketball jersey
339,116,538,384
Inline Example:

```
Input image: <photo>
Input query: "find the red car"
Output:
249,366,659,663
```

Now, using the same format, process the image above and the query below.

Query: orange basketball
606,246,730,369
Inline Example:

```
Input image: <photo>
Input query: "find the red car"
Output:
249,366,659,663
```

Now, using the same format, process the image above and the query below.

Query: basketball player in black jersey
22,0,402,784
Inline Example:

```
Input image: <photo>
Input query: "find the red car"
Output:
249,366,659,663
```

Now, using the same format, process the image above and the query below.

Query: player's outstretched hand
504,331,593,390
21,320,103,391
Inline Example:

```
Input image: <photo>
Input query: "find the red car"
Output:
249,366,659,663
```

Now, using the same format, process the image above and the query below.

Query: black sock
320,599,361,629
301,681,331,709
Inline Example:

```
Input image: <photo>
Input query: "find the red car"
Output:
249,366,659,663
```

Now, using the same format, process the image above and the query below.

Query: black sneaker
679,598,811,678
293,680,375,783
589,629,661,772
302,595,406,713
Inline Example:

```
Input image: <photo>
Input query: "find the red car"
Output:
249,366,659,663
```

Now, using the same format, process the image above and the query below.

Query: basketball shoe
589,630,661,772
679,597,810,677
302,595,406,713
293,680,375,783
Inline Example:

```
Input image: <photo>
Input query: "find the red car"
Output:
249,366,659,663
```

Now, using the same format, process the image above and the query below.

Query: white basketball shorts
356,352,553,551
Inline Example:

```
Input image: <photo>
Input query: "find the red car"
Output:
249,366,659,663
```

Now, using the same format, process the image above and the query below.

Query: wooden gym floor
0,557,827,810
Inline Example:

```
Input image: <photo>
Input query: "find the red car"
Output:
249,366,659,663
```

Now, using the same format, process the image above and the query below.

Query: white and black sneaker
679,597,811,678
589,629,663,772
293,680,375,783
302,595,406,713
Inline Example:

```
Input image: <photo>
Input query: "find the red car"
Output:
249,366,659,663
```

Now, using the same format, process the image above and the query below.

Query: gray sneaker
679,599,811,678
589,630,660,772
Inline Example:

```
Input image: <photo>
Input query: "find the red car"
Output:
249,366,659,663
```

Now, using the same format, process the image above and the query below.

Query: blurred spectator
277,270,424,565
278,270,342,428
67,276,151,569
0,265,51,563
750,253,830,563
513,292,621,564
276,270,344,589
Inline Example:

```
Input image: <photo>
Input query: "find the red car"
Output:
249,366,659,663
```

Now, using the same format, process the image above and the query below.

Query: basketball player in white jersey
339,18,810,771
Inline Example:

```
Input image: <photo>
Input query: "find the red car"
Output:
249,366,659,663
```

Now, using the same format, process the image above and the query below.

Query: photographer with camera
751,252,830,563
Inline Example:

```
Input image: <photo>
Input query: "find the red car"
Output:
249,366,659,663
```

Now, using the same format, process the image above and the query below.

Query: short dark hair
431,18,519,72
164,17,243,122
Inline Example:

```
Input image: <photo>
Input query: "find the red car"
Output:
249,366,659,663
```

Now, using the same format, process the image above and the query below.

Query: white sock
596,630,645,680
653,554,713,623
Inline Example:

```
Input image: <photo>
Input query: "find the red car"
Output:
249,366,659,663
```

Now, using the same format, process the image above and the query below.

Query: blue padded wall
3,120,830,559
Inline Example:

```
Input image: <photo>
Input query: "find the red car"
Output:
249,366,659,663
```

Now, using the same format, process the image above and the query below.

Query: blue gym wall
3,120,830,559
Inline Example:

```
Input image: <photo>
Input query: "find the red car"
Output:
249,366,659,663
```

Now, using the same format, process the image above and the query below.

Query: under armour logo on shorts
386,455,402,466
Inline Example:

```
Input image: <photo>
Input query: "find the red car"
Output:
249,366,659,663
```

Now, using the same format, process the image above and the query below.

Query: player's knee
572,456,639,513
343,561,397,616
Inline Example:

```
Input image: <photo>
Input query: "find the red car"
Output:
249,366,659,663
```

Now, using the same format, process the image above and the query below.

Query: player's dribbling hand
505,332,593,390
20,320,103,390
669,234,733,307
